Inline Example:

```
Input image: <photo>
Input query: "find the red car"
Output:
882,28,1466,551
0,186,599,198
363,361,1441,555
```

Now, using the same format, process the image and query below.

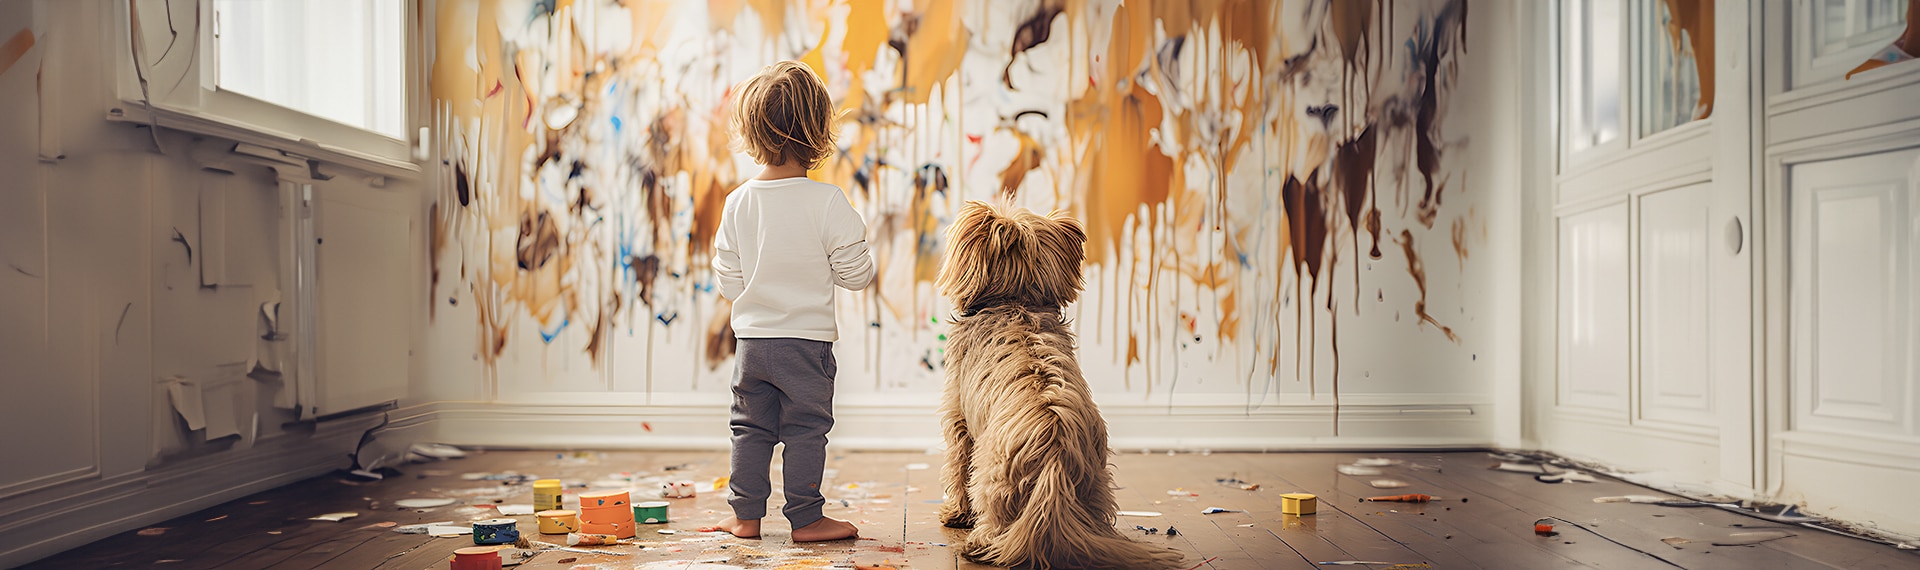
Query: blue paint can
472,518,520,545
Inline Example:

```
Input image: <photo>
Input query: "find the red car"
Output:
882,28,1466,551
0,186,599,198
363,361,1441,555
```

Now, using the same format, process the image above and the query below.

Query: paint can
661,480,696,499
536,509,579,534
1280,493,1318,515
579,503,633,523
579,490,630,509
471,518,521,545
579,518,635,538
533,479,563,512
450,546,502,570
633,501,670,524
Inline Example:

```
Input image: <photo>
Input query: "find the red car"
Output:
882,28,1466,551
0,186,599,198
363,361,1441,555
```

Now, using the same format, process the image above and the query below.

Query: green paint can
634,501,670,524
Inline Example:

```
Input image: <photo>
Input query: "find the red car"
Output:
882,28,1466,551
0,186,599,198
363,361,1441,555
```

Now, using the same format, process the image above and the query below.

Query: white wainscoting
382,393,1496,453
1558,202,1633,412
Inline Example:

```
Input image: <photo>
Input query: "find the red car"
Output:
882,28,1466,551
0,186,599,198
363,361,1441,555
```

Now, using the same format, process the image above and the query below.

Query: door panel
1559,204,1632,411
1789,148,1916,436
1638,185,1715,426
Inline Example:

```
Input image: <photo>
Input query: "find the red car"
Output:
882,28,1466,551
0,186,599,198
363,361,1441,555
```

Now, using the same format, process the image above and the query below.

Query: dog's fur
934,201,1185,569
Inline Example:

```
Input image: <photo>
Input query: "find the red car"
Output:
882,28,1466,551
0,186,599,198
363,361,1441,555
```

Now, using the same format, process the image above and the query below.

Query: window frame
110,0,421,176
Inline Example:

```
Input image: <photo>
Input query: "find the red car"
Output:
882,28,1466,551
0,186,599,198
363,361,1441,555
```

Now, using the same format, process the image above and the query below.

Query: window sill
106,102,422,181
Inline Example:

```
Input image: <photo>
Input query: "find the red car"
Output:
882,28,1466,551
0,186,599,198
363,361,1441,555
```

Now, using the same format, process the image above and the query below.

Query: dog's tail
976,424,1187,569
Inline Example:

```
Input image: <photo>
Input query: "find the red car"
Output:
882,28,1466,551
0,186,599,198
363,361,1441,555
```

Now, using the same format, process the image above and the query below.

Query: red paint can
450,546,502,570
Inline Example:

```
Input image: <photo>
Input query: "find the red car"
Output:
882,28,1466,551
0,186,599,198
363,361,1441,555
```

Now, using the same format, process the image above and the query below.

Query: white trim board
0,414,375,569
382,397,1496,453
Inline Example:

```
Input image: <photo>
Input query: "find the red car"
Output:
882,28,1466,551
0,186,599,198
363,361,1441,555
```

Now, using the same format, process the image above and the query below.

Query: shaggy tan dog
934,201,1185,569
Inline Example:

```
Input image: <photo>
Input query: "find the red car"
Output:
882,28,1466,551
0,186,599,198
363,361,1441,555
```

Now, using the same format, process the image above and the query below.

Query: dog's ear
936,201,999,312
1032,210,1087,304
936,201,1087,311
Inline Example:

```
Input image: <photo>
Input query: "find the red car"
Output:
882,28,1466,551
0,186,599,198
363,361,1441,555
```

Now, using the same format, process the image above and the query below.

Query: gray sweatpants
727,337,836,528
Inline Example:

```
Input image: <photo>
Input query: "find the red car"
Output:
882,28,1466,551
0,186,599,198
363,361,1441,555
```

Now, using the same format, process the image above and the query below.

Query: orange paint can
579,503,634,524
578,490,630,509
580,519,635,538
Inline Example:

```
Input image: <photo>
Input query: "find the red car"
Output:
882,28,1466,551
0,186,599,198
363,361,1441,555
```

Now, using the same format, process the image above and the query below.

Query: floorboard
28,450,1918,569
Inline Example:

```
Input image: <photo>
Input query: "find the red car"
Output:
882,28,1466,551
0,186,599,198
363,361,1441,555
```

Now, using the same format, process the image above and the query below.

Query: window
116,0,415,171
1643,0,1720,136
1640,0,1713,137
1792,0,1912,88
215,0,406,139
1816,0,1908,58
1565,0,1625,154
1560,0,1717,163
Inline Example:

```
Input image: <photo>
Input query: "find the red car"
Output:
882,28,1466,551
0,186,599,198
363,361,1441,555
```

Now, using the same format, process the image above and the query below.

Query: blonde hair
730,61,837,169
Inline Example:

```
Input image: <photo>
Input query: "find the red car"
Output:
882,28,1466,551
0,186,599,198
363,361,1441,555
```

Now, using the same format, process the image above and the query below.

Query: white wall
0,1,415,566
396,0,1522,452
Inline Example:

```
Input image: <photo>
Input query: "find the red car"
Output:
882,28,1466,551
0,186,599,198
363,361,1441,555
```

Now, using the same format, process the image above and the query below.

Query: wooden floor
32,450,1920,569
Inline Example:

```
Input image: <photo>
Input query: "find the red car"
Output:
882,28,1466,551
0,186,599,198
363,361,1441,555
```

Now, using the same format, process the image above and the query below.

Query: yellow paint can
1280,493,1318,515
536,509,579,534
533,479,563,512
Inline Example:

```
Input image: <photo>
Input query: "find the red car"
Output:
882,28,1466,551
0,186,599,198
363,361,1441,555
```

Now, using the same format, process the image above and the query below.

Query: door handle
1725,216,1744,255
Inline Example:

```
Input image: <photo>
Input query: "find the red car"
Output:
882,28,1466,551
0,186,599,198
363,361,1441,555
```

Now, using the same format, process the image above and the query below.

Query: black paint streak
9,263,38,278
115,302,132,344
455,163,472,207
1004,0,1064,89
170,227,193,264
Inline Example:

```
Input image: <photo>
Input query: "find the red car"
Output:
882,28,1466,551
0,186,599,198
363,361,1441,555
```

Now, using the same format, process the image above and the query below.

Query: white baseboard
0,414,377,569
384,395,1495,452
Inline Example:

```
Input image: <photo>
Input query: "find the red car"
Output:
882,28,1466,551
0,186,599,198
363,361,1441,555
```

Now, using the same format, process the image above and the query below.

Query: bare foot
698,516,761,538
791,516,859,542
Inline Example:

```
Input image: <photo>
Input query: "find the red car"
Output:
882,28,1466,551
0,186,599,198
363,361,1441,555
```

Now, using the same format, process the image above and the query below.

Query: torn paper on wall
165,376,206,431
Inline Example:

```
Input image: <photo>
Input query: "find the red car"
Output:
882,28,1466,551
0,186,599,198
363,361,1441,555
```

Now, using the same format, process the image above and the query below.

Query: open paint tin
633,501,670,524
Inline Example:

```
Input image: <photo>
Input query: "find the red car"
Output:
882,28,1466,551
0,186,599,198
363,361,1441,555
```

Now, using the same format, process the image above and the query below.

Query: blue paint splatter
611,116,623,132
540,318,570,343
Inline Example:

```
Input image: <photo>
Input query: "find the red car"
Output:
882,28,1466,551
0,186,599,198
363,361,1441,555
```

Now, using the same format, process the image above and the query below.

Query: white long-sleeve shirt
712,177,876,341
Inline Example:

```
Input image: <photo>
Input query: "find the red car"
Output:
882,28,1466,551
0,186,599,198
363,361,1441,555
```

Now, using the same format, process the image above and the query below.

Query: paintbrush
1362,494,1436,502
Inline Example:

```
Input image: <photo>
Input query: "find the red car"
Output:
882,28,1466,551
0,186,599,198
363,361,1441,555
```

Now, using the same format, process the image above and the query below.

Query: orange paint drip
0,28,34,78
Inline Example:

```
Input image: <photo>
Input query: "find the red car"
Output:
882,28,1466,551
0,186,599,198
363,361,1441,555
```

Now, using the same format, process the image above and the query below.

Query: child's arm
824,192,875,291
713,203,745,300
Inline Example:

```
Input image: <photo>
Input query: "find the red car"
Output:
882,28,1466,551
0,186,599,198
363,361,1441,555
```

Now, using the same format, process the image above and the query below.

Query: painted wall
0,2,399,566
413,0,1518,448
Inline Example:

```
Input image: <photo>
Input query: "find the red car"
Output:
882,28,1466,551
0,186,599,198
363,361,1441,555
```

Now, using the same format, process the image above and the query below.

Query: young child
706,61,873,542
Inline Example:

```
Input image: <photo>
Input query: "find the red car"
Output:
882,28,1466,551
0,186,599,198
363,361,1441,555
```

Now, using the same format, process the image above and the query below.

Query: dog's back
943,305,1183,569
932,200,1184,569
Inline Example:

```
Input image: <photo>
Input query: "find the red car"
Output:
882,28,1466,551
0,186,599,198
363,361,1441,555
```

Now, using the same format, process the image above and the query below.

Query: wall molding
382,395,1496,453
1775,430,1920,472
0,413,377,569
